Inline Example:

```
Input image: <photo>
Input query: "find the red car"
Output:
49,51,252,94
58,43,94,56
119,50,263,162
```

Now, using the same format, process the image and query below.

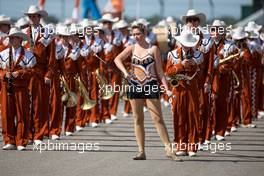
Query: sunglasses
186,17,200,22
132,32,142,36
28,14,41,18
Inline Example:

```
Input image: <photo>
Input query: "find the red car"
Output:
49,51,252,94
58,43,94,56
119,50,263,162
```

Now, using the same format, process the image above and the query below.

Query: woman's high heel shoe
133,152,146,160
165,144,182,161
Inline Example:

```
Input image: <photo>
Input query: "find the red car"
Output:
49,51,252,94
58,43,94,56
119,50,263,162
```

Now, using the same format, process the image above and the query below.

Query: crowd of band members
0,6,263,155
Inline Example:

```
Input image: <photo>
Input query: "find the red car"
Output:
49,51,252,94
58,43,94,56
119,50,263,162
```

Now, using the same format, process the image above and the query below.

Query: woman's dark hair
131,22,145,34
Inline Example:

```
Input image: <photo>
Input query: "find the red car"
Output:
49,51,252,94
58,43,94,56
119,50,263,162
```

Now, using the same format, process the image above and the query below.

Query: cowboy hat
8,27,28,41
15,17,29,29
244,21,262,32
99,13,119,23
69,23,82,35
24,5,48,18
210,19,225,27
114,19,128,29
232,27,248,40
175,30,199,47
137,18,150,27
94,23,104,32
56,24,70,36
81,19,97,28
181,9,206,24
0,15,13,25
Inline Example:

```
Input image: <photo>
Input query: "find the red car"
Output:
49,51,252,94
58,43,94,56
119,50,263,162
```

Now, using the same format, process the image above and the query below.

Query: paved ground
0,102,264,176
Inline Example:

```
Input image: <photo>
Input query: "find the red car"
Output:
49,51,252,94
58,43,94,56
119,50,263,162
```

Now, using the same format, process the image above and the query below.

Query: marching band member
60,23,83,136
48,24,69,140
100,13,122,122
23,5,56,145
114,22,180,161
181,9,214,146
115,19,136,117
227,27,252,133
166,30,201,156
211,20,238,141
245,21,262,123
80,19,104,128
0,28,36,150
0,15,12,52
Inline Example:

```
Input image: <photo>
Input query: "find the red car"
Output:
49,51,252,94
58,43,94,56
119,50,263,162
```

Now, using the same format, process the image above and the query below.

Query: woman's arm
153,46,170,93
114,45,133,78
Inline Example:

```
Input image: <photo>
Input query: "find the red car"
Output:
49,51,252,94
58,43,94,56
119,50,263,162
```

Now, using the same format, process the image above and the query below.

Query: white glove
91,45,102,54
113,37,121,46
81,46,91,57
104,43,113,54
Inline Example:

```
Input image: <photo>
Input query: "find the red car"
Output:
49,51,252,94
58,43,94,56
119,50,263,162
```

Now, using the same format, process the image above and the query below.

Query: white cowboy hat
244,21,262,32
166,16,174,23
137,18,150,27
24,5,48,18
210,19,224,27
94,23,104,32
81,19,97,28
0,15,13,25
15,17,29,29
8,27,28,41
69,23,82,35
232,27,248,40
181,9,206,24
175,30,199,47
56,24,70,36
114,19,128,29
99,13,119,23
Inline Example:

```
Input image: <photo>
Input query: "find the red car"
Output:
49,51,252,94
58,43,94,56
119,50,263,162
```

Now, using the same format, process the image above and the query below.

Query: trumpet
167,70,198,87
219,49,241,65
75,76,97,110
60,75,78,107
95,68,115,100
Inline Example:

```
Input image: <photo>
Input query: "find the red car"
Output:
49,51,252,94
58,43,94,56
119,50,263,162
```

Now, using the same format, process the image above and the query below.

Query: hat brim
99,17,119,23
0,20,13,25
9,33,28,41
232,33,248,40
181,13,206,24
175,35,199,48
245,25,262,32
24,10,48,18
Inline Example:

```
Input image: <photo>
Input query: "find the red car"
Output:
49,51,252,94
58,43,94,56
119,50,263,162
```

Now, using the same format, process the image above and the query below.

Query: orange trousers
227,91,241,131
215,73,232,137
172,82,199,152
124,100,131,114
76,72,88,127
63,75,77,133
49,73,63,136
1,84,30,146
87,74,100,123
29,74,50,140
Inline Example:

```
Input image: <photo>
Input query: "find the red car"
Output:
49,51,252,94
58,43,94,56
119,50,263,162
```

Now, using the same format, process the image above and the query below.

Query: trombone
75,75,97,110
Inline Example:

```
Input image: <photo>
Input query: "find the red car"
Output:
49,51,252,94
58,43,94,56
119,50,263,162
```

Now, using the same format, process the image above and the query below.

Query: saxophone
167,70,198,87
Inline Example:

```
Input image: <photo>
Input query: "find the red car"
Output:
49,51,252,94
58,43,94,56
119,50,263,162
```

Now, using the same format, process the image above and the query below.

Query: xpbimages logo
172,142,232,154
33,140,100,153
98,82,166,98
